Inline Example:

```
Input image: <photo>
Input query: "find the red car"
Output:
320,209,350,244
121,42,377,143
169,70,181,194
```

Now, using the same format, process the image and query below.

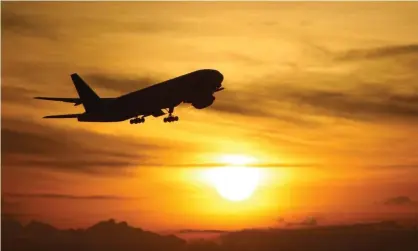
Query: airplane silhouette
35,69,224,124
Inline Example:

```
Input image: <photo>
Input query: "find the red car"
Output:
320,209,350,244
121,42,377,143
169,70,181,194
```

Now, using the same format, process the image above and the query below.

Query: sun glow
203,154,261,202
220,154,256,166
206,166,261,202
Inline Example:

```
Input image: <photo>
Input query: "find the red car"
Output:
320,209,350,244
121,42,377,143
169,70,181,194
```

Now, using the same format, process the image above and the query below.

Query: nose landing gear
130,117,145,124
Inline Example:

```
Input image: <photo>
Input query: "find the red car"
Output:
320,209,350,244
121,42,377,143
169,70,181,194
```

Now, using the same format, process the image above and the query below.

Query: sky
2,2,418,231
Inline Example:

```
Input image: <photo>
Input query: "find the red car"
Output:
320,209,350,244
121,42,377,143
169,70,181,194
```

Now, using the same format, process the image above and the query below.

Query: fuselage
77,69,224,122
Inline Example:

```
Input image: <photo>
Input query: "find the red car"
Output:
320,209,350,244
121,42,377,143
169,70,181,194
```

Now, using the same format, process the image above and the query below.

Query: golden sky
2,2,418,231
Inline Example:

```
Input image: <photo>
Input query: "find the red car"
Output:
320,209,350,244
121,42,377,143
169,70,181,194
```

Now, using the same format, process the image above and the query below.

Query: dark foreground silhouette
2,218,417,251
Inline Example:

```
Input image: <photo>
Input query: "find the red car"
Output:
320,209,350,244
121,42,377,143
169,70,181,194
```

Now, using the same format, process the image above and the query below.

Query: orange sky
2,2,418,231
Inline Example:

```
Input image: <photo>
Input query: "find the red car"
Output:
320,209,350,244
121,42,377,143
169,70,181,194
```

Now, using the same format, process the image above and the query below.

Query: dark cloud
2,213,37,220
2,124,140,161
1,2,189,43
211,43,418,124
1,198,20,211
3,192,134,200
383,196,416,207
277,216,320,227
1,6,57,39
1,117,172,174
212,81,418,125
178,229,227,234
1,198,34,221
338,44,418,61
298,217,318,227
1,85,40,104
211,88,319,126
2,61,71,89
212,96,270,117
279,87,418,122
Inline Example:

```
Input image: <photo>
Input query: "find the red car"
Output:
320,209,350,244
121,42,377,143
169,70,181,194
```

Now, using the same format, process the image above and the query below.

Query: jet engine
192,95,215,109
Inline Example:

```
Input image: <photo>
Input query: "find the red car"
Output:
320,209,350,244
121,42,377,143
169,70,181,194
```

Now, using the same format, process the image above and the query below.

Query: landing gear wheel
164,116,178,123
130,117,145,124
163,107,179,123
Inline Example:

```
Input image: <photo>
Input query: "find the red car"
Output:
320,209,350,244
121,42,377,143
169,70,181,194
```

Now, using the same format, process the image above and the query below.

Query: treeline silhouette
2,217,417,251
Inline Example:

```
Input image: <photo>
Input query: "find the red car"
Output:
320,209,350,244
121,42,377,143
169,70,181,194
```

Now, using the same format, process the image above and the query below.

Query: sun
205,154,261,202
206,166,261,201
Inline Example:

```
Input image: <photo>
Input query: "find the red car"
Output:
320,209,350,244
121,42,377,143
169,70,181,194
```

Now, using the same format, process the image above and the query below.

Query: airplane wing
151,109,166,117
34,97,116,106
43,113,82,119
34,97,82,106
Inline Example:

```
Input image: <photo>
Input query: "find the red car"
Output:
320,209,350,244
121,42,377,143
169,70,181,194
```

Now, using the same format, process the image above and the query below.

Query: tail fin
70,73,101,112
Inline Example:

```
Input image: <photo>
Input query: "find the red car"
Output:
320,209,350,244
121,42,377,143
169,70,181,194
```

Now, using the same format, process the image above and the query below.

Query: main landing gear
164,116,178,123
130,116,145,124
164,107,179,123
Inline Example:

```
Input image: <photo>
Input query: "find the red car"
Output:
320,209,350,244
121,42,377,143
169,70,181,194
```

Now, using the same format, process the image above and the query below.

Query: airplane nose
216,71,224,85
218,72,224,83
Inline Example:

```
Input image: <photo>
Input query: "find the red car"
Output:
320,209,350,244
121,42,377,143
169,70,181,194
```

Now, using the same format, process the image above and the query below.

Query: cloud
211,43,418,125
278,87,418,122
1,6,57,39
178,229,228,234
1,85,40,105
1,198,35,221
278,216,320,227
1,117,171,174
1,198,20,211
2,2,193,43
3,192,135,200
211,88,319,126
213,80,418,125
212,95,271,117
383,196,417,207
299,217,318,227
338,44,418,61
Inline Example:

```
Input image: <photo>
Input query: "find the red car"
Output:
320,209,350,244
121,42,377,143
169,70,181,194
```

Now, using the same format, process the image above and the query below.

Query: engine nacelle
192,95,215,109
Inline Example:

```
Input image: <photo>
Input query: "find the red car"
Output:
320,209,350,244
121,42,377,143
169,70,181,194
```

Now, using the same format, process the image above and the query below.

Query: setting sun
205,166,261,202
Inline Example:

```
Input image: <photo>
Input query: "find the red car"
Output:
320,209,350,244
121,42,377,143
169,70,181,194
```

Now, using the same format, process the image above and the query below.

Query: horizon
2,1,418,235
3,216,417,240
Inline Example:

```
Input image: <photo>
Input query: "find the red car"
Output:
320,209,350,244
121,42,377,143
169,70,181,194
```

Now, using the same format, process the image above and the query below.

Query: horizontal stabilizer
34,97,82,106
43,113,81,119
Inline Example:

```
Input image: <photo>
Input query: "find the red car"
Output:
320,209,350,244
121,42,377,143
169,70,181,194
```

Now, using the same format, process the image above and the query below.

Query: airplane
34,69,224,124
